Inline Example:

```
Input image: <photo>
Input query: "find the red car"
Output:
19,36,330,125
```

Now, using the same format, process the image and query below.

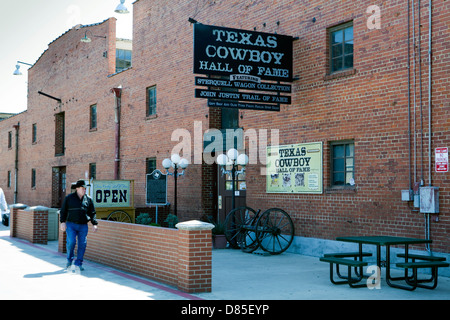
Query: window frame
7,171,11,188
146,86,157,117
146,157,157,174
90,104,97,130
31,168,36,189
89,163,97,180
32,123,37,144
329,21,354,74
116,48,132,73
54,112,65,156
8,131,12,149
330,140,355,187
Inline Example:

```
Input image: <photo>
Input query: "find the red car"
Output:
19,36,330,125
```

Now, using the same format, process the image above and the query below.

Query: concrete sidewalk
1,224,449,300
0,225,200,300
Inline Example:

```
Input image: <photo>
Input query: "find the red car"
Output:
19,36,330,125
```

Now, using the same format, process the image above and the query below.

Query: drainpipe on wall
427,0,432,187
12,123,20,203
111,87,122,180
407,0,412,198
425,0,433,253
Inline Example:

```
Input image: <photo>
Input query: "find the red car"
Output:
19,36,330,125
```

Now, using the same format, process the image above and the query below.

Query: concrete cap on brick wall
9,204,28,210
175,220,214,231
26,206,49,211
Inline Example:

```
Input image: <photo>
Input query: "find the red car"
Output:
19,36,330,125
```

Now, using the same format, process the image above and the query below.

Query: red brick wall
58,220,213,293
10,207,48,244
11,208,33,243
0,0,448,254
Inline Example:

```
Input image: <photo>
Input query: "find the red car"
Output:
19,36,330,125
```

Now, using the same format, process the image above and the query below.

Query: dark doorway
51,166,66,208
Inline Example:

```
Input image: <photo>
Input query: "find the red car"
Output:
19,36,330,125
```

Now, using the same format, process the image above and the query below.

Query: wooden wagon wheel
256,208,294,255
224,206,258,251
106,210,132,223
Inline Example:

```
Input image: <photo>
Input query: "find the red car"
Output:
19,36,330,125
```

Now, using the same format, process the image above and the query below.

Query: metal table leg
385,244,416,290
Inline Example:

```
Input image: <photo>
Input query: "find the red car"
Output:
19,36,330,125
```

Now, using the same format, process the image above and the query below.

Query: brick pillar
176,220,214,293
10,205,48,244
29,206,49,244
9,203,28,239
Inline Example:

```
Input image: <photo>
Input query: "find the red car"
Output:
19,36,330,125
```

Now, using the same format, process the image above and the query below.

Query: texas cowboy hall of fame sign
193,23,294,112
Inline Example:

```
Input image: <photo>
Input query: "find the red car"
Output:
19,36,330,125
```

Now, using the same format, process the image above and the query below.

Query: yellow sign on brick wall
266,142,323,194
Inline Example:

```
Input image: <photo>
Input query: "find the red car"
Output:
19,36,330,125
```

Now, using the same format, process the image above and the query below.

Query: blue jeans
66,222,89,267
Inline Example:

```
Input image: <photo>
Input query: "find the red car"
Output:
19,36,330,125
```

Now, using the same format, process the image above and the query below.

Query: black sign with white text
207,100,280,112
196,88,291,104
193,24,293,82
195,77,291,93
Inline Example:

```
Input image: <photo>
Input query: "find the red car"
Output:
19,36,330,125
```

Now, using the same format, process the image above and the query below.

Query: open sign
90,180,133,208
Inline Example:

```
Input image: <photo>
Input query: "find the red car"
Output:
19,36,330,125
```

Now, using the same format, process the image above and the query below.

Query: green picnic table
330,236,448,290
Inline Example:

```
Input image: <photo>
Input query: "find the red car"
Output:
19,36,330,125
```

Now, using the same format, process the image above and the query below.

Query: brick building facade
0,0,448,254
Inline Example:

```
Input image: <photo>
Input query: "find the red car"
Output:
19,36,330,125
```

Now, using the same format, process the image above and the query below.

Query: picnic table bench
396,260,449,290
319,256,369,288
397,253,446,262
322,251,373,279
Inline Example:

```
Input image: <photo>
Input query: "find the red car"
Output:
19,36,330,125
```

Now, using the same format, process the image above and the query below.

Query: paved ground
1,223,449,301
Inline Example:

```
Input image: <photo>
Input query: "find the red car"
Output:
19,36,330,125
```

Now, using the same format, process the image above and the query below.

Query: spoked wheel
106,210,132,223
237,224,260,253
256,208,294,255
224,206,257,251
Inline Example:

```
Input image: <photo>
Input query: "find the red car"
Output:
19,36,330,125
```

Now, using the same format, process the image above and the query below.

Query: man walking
60,179,98,272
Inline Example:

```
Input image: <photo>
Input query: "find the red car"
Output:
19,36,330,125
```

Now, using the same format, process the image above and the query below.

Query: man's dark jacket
60,192,98,225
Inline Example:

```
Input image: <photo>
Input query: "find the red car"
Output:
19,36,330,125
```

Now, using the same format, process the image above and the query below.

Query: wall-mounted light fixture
115,0,129,14
80,30,107,43
13,61,33,76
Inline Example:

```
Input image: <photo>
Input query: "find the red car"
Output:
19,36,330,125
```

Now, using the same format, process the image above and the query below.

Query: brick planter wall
58,219,214,293
10,205,48,244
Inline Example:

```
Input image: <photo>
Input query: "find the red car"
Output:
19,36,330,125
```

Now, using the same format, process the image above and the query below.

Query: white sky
0,0,133,114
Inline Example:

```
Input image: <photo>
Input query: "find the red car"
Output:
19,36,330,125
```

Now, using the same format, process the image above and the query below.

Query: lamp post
162,154,189,216
216,148,249,210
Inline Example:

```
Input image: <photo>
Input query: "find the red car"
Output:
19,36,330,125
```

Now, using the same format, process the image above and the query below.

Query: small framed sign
146,170,168,205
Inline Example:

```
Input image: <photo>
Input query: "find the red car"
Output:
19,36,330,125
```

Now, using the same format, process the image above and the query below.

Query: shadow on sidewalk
0,225,201,300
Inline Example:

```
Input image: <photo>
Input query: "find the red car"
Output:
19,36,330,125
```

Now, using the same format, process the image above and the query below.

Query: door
52,166,66,208
217,106,246,222
217,166,247,222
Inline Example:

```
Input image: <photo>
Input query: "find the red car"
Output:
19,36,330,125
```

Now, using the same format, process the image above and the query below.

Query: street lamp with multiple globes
162,154,189,216
216,148,249,210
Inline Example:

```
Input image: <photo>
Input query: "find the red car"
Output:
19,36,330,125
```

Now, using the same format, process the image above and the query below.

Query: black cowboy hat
71,179,91,189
